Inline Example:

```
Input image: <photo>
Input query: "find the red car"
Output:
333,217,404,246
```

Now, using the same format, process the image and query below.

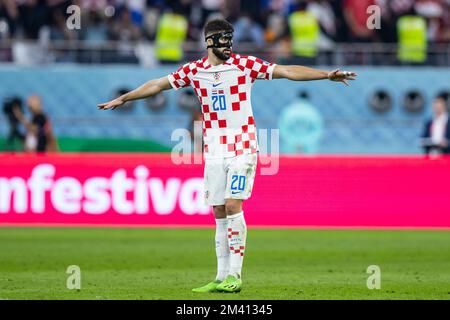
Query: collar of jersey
204,54,234,69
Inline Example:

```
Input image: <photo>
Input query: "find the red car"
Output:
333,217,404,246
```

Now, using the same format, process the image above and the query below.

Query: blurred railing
0,40,449,66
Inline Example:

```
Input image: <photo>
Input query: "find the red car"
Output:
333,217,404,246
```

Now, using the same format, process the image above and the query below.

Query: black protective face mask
205,31,233,49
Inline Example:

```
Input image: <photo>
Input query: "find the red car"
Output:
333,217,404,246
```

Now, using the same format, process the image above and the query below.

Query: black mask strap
205,31,233,49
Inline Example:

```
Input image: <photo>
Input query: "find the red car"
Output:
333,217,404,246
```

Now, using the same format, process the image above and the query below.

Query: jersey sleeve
242,55,277,80
167,62,195,90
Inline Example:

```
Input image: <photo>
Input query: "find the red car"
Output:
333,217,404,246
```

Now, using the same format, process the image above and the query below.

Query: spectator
231,0,266,46
421,96,450,155
0,0,19,39
127,0,146,26
414,0,444,42
13,94,58,152
142,1,162,40
82,10,109,43
373,0,397,43
233,13,266,47
109,6,142,62
438,0,450,42
343,0,376,42
110,6,142,42
2,0,450,66
307,0,337,49
264,8,287,43
17,0,51,40
49,6,78,41
2,96,25,151
201,0,223,25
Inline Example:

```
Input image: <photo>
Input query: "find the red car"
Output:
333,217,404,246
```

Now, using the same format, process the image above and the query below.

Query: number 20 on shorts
231,175,246,193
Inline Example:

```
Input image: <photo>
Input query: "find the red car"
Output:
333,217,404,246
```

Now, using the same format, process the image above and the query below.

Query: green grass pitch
0,227,449,300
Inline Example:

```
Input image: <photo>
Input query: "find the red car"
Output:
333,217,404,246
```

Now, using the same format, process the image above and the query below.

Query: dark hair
204,19,234,38
436,92,448,102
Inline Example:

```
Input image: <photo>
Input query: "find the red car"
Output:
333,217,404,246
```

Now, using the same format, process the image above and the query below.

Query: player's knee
213,205,226,219
225,200,242,216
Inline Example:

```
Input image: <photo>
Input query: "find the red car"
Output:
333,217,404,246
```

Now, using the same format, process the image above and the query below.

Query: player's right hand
97,98,125,110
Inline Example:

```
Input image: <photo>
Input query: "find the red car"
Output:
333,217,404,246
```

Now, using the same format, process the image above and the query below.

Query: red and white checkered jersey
168,53,276,159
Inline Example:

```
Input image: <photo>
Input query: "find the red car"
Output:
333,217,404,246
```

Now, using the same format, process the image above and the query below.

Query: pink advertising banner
0,153,449,228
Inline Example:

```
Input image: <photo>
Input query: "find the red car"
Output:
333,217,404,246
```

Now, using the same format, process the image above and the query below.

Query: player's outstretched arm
97,76,172,110
272,65,357,86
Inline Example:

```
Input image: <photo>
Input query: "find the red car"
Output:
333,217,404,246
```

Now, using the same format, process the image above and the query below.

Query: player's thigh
225,153,257,201
204,158,228,206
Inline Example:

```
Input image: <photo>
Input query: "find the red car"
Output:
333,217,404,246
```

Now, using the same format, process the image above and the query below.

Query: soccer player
98,19,357,293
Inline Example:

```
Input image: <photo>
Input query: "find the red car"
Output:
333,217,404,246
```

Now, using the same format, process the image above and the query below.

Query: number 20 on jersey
212,90,227,111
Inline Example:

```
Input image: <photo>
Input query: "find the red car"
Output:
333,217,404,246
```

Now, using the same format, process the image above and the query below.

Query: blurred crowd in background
0,0,450,44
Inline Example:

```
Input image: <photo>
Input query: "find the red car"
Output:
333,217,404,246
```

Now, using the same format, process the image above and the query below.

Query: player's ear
206,38,213,47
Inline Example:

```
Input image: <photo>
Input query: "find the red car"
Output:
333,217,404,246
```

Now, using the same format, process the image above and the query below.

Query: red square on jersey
245,59,255,69
238,75,246,85
249,70,258,79
230,85,238,95
193,80,200,88
182,65,190,74
210,112,218,120
218,120,227,128
220,136,227,144
260,65,268,74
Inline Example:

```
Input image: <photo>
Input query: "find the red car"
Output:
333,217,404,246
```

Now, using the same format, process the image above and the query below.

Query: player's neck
207,52,227,66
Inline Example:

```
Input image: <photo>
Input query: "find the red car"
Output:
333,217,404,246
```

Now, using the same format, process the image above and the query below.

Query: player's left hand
327,69,357,86
97,97,125,110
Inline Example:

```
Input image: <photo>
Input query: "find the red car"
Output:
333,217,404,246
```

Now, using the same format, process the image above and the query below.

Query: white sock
227,211,247,279
215,218,229,281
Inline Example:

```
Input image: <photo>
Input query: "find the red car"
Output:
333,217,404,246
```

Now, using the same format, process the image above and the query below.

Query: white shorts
204,153,257,206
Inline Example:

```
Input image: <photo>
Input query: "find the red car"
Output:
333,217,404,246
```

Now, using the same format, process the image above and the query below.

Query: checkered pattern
168,54,276,159
228,228,245,256
227,227,239,238
229,245,245,256
221,117,257,156
228,54,274,80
